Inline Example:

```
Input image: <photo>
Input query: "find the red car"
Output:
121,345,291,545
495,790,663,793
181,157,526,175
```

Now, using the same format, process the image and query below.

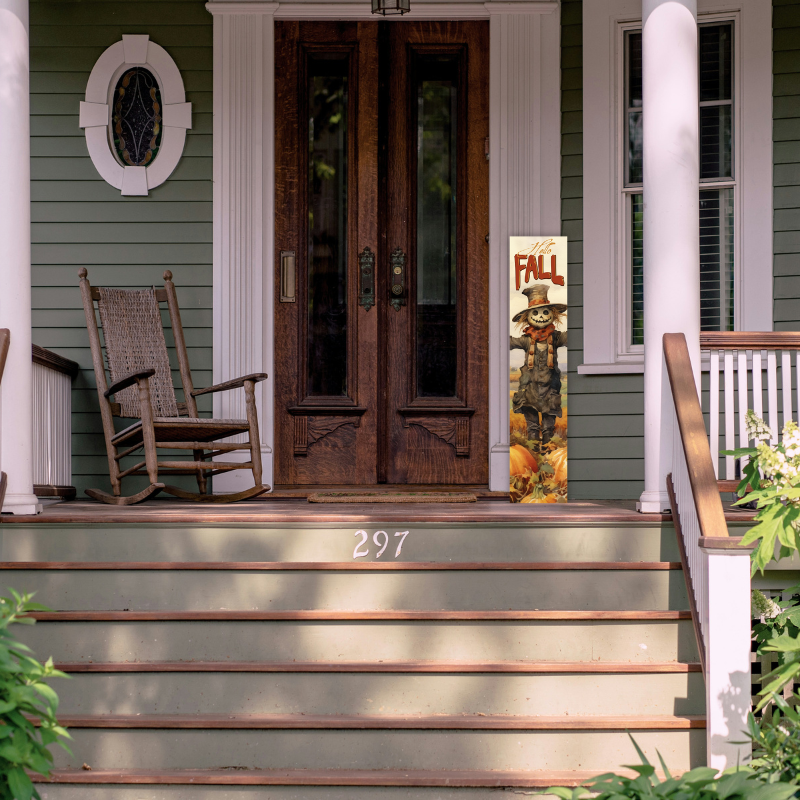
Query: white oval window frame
79,35,192,196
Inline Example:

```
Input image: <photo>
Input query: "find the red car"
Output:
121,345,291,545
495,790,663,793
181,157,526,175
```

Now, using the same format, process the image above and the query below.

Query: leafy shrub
542,736,798,800
747,697,800,785
0,590,69,800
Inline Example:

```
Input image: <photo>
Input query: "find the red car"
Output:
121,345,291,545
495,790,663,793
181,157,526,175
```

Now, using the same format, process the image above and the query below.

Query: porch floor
1,497,755,525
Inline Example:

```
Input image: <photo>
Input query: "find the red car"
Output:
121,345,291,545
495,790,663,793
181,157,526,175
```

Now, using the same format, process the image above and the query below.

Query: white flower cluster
750,415,800,494
746,409,773,442
751,588,781,620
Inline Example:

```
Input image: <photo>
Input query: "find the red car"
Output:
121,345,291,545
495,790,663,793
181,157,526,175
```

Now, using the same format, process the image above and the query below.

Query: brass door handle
390,247,406,311
358,247,375,311
280,250,296,302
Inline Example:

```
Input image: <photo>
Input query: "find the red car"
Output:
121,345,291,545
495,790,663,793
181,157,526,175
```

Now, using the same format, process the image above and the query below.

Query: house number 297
353,530,410,560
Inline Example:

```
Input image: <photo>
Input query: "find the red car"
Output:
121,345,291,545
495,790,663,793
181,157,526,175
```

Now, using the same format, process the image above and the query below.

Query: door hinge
485,137,490,161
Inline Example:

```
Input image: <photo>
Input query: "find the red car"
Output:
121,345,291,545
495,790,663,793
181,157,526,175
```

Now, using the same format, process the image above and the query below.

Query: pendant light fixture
371,0,410,15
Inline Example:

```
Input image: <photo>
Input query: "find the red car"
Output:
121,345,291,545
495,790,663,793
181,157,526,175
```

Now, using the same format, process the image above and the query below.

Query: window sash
624,21,735,346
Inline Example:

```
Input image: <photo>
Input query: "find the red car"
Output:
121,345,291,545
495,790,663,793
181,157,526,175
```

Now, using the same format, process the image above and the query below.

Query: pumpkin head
510,444,537,476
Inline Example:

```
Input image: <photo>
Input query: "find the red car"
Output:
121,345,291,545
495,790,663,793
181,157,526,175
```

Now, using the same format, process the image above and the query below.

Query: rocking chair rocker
79,268,270,504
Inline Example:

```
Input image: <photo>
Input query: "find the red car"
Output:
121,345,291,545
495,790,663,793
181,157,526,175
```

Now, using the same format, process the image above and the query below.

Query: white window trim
79,35,192,197
580,0,773,375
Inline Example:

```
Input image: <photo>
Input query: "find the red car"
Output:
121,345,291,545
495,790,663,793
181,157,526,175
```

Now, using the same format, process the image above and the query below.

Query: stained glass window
112,67,163,167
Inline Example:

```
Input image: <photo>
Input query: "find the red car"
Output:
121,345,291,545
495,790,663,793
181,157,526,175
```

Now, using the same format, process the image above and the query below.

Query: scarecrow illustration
510,284,567,450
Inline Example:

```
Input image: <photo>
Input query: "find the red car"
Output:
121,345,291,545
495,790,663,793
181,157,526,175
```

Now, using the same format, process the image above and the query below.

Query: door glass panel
307,55,348,397
416,55,458,398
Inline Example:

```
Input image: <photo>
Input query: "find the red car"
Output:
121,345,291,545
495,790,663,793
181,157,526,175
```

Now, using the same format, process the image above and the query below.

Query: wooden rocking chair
79,268,270,504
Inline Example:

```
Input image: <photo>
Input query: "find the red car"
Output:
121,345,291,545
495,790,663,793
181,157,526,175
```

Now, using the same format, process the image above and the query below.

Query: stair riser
20,620,700,662
52,729,705,772
56,672,706,716
1,524,680,563
6,570,689,611
35,787,553,800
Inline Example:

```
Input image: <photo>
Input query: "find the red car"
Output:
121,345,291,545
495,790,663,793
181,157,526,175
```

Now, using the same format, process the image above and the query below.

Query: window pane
626,32,642,108
307,56,348,397
699,24,732,103
631,193,644,346
700,188,734,332
700,104,732,180
625,32,643,186
628,111,643,185
416,56,458,398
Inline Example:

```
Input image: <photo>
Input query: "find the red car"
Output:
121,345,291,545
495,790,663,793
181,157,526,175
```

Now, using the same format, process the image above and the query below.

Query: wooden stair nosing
44,713,707,730
29,610,693,621
55,659,703,674
0,561,683,571
29,768,638,787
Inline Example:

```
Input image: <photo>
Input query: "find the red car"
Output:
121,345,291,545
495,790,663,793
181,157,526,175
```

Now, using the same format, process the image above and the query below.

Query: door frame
206,0,562,493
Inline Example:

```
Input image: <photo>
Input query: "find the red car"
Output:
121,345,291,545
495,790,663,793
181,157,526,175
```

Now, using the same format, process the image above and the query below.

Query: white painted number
353,530,370,559
394,530,409,558
351,530,411,559
373,531,389,558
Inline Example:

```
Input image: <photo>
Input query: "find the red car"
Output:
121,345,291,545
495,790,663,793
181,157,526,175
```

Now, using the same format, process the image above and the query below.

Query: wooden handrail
664,333,728,539
700,331,800,349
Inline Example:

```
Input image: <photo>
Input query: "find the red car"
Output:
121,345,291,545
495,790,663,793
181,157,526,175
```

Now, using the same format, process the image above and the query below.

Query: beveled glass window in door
625,23,734,345
415,55,459,398
307,55,349,397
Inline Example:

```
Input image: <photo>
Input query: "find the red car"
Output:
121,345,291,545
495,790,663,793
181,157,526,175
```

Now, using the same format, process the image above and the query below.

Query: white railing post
702,544,752,771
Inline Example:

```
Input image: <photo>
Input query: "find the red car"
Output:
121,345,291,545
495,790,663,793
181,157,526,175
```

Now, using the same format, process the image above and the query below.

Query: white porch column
0,0,41,515
638,0,700,513
206,2,277,492
487,4,561,491
702,545,752,771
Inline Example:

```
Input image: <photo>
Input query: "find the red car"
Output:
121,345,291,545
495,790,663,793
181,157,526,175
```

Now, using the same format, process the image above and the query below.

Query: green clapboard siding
30,0,213,497
561,0,645,501
774,0,800,330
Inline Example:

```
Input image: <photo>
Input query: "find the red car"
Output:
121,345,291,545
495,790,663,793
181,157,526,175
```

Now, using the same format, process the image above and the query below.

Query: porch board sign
509,236,568,503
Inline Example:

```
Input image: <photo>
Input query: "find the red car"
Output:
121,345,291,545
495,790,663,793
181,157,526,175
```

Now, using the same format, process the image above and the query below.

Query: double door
274,20,489,485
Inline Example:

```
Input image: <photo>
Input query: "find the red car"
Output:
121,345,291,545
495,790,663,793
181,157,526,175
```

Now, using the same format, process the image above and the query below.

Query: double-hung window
624,23,735,347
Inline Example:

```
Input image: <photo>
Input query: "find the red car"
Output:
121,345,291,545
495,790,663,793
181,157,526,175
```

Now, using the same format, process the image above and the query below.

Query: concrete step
6,566,689,611
1,522,680,563
49,726,705,772
20,617,699,663
53,669,705,716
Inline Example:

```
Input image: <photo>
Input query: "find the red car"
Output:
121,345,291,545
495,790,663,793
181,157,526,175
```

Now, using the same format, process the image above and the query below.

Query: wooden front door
274,20,488,486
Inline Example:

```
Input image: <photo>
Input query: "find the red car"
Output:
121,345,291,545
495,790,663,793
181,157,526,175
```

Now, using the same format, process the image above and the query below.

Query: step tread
55,660,703,673
30,610,692,621
29,768,659,787
0,561,683,570
49,713,706,730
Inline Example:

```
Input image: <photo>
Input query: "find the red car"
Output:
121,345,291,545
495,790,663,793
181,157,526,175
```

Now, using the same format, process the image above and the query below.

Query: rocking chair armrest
104,369,156,398
191,373,268,397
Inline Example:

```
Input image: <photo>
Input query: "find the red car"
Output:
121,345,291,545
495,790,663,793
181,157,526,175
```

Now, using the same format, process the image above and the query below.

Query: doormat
308,492,478,504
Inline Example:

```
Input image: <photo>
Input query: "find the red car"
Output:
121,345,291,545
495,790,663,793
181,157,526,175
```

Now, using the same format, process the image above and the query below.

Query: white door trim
206,0,561,492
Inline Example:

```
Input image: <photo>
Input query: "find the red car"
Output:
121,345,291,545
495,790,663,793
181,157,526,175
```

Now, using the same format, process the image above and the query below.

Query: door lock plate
390,248,406,311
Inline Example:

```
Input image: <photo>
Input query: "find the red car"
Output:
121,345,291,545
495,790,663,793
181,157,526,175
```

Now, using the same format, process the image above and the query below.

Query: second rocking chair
80,268,270,504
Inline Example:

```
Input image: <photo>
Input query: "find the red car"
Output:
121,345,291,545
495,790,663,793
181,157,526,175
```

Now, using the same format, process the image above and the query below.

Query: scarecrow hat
512,284,567,323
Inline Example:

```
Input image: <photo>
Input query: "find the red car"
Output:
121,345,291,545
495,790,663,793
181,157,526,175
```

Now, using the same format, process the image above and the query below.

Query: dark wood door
274,20,488,486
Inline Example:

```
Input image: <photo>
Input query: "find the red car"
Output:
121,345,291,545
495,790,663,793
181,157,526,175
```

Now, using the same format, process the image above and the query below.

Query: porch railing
32,345,79,500
664,333,752,772
702,332,800,489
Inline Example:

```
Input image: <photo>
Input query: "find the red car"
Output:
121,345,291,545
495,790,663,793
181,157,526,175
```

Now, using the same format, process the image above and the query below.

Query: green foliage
721,414,800,710
747,697,800,785
0,590,70,800
751,588,800,711
541,735,798,800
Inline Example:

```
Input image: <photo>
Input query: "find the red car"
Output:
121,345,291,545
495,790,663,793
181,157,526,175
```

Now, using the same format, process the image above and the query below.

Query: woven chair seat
112,418,251,446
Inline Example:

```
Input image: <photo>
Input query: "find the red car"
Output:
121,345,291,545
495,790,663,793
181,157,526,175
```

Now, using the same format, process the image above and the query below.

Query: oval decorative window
112,67,163,167
79,35,191,196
